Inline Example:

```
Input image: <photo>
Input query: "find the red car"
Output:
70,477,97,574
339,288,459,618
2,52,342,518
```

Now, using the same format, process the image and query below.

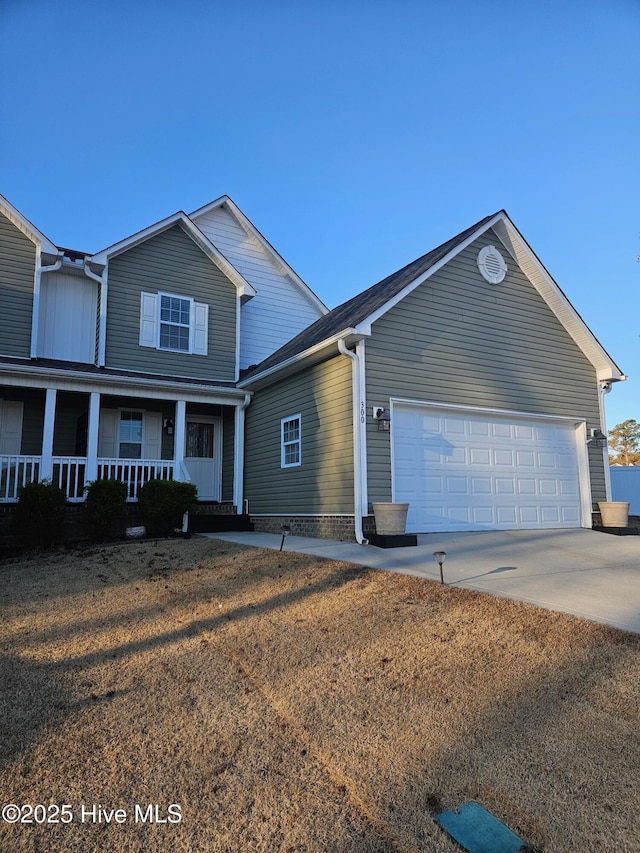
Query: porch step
189,514,255,534
593,526,640,536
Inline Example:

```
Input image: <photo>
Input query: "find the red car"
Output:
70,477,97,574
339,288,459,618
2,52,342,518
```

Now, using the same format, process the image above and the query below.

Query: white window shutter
192,302,208,356
98,409,117,458
139,292,158,347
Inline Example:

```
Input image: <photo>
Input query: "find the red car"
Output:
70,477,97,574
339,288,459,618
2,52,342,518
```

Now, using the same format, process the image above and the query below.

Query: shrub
85,478,128,542
138,479,198,537
13,480,67,549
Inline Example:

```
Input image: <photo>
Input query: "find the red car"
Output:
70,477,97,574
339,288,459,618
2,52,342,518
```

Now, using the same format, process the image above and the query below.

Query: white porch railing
0,455,40,502
52,456,87,502
97,458,175,501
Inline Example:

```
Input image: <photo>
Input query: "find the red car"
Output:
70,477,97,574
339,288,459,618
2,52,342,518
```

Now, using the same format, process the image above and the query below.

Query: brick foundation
250,515,379,541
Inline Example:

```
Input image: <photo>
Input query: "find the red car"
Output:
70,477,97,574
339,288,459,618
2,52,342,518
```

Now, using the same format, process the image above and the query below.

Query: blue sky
1,0,638,428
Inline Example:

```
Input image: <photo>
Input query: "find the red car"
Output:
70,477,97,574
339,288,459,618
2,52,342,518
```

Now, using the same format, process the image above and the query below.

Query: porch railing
97,458,175,501
52,456,87,503
0,455,40,502
0,456,176,503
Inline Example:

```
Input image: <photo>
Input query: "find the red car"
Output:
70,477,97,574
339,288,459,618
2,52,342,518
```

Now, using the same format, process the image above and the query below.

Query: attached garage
392,402,590,533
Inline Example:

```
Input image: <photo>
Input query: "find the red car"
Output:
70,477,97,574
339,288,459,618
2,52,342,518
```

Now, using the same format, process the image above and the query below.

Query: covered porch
0,374,250,507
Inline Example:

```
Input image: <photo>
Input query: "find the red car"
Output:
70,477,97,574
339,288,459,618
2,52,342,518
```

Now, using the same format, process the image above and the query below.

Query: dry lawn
0,537,638,853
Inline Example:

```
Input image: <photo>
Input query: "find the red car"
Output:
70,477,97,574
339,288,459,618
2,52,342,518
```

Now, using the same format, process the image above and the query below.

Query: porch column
86,392,100,483
174,400,187,480
233,394,251,512
40,388,57,482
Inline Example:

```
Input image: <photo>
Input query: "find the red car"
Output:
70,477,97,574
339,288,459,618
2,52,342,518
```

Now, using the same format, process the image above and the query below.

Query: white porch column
40,388,57,481
233,394,251,512
86,392,100,483
174,400,187,480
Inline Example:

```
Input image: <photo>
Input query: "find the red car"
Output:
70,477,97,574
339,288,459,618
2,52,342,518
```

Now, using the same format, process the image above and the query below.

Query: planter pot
598,502,630,527
372,502,409,535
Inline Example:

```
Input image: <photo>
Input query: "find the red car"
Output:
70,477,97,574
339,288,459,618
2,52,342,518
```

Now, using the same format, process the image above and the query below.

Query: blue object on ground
436,801,525,853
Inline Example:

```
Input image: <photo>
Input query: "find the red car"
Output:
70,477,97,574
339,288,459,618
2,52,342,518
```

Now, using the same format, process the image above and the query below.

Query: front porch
0,383,249,508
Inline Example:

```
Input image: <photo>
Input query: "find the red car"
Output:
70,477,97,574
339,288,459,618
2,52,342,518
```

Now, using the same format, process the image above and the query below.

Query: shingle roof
241,212,500,381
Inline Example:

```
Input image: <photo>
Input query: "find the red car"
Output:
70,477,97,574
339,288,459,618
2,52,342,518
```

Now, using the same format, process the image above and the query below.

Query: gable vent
477,245,507,284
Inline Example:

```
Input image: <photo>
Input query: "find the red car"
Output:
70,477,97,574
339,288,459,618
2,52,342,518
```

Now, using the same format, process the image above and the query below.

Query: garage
392,402,587,533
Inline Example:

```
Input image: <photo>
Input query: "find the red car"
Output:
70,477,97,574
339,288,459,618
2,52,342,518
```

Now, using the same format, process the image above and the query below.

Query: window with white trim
139,291,209,355
119,411,143,459
281,414,301,468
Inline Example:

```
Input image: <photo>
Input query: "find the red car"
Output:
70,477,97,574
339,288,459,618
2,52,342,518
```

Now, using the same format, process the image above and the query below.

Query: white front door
0,401,24,455
184,418,222,501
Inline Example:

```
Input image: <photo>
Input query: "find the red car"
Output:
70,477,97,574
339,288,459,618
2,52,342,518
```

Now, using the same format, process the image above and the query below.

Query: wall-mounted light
587,428,607,449
163,418,174,436
373,407,391,432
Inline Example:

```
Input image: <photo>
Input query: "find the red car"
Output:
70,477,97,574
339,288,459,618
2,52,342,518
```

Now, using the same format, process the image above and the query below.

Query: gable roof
190,195,328,315
88,211,257,301
241,211,624,387
0,194,60,259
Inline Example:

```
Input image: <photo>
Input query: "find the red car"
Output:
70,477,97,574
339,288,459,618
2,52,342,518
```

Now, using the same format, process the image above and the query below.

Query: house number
360,402,366,424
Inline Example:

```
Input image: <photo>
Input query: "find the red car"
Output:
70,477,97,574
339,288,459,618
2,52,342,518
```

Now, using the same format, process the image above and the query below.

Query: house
0,195,625,541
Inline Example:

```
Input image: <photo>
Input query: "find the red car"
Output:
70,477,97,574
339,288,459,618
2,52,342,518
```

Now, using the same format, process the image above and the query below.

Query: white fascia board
238,328,366,390
492,216,625,384
0,362,248,403
357,213,505,332
88,212,256,301
0,194,60,257
190,196,329,315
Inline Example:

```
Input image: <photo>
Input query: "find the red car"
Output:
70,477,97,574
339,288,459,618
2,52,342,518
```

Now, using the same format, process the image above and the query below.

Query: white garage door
393,404,583,533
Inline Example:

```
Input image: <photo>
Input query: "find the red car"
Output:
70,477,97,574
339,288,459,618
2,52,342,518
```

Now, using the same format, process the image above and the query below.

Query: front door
184,418,222,501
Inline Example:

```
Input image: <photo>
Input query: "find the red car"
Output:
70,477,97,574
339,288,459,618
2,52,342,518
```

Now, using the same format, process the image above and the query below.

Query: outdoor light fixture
163,418,174,436
279,524,291,552
433,551,446,585
587,428,608,449
375,407,391,432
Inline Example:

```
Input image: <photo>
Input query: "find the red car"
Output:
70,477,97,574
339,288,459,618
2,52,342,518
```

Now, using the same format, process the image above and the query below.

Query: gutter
83,259,108,366
338,338,368,545
233,392,252,512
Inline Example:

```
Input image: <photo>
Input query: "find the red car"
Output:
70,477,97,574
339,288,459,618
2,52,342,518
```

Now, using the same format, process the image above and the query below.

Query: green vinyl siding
366,229,605,504
245,355,353,514
0,213,36,358
105,224,237,380
222,407,235,502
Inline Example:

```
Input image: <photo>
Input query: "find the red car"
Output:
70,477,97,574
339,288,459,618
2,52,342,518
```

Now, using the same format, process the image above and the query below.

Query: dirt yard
0,537,638,852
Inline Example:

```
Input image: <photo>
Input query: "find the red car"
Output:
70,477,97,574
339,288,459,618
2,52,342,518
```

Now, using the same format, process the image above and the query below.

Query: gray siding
105,224,237,380
0,213,36,358
366,230,605,504
222,407,235,503
245,355,354,514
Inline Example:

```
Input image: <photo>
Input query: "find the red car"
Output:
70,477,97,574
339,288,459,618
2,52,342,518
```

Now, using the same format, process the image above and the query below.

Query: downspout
31,248,63,358
233,392,252,514
599,380,613,500
338,338,368,544
83,259,107,366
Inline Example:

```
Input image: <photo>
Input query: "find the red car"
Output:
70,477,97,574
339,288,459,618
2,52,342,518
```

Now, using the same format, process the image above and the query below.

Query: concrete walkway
203,528,640,634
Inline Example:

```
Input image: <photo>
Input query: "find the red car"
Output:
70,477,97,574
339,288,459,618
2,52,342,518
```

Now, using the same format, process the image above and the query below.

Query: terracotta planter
372,502,409,535
598,502,630,527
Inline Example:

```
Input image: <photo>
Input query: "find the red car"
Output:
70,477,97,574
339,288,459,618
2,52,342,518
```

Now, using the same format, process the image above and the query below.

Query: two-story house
0,194,625,541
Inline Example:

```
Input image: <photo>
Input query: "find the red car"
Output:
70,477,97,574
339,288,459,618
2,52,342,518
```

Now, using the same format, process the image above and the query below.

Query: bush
85,478,128,542
138,479,198,537
13,480,67,549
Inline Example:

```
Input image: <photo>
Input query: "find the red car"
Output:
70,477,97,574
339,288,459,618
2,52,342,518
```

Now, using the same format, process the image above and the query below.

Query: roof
240,212,498,382
241,210,625,387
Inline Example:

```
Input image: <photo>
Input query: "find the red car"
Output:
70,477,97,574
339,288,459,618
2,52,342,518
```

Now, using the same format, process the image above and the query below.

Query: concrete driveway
206,528,640,635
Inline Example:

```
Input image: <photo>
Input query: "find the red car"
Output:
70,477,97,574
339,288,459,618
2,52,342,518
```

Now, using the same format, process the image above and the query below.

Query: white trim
233,393,251,510
390,397,592,529
158,291,194,353
281,413,302,468
86,392,100,482
0,194,59,256
89,212,256,301
249,513,355,518
40,388,57,481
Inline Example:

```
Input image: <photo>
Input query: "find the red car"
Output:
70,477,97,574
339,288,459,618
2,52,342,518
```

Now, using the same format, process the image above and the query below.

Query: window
119,411,143,459
281,415,301,468
160,295,190,352
139,292,209,356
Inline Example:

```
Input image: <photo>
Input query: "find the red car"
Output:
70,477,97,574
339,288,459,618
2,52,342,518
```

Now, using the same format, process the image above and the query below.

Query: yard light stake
279,524,291,552
433,551,446,584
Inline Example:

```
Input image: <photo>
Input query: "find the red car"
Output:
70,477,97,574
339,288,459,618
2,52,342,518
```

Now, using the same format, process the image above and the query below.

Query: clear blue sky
1,0,638,428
